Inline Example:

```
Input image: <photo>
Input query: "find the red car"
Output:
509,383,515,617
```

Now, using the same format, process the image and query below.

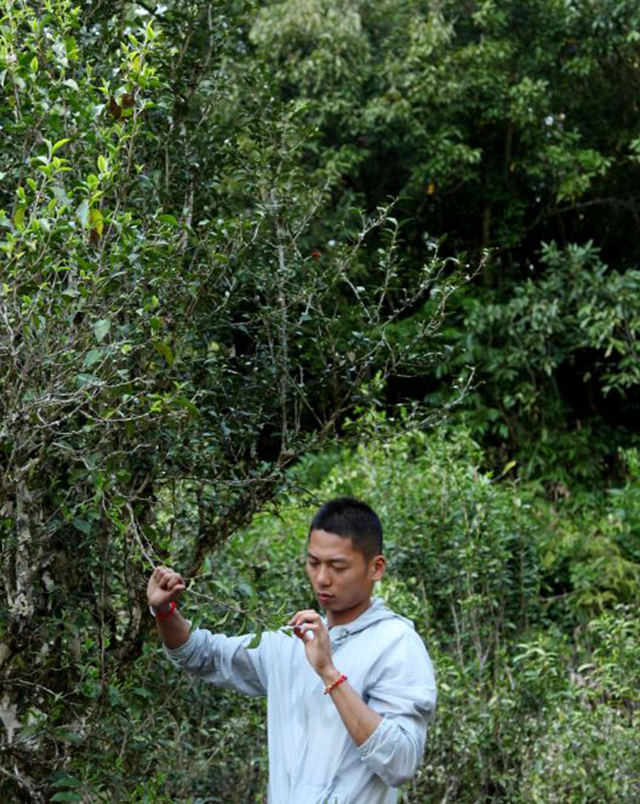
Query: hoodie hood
327,597,414,644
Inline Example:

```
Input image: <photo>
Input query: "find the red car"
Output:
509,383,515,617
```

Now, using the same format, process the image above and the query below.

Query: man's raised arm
146,566,190,649
146,565,268,697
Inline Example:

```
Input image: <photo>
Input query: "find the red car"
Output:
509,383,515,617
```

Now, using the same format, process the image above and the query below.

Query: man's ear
371,554,386,582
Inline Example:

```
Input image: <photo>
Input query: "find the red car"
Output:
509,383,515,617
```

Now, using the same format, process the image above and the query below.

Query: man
147,497,436,803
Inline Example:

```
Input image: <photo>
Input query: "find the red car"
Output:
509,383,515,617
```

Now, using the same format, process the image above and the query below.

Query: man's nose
317,565,331,586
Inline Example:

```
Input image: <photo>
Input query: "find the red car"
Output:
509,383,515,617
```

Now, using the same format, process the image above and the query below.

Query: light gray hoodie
166,598,436,803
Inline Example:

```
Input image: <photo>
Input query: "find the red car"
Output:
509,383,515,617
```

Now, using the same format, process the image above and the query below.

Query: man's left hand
288,609,336,680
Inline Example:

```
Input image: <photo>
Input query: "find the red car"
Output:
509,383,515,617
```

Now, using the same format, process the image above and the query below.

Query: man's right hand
147,566,186,611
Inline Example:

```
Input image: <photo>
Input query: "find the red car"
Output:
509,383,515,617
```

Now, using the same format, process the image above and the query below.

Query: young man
147,497,436,803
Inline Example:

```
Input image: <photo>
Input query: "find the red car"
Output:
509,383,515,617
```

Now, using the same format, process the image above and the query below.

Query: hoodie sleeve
357,628,436,787
164,627,268,697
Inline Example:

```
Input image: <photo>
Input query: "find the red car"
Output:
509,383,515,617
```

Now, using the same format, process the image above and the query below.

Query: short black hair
309,497,383,561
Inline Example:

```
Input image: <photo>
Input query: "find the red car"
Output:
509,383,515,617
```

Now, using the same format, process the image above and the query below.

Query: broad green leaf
247,627,263,649
75,373,99,388
158,214,178,226
51,791,83,801
76,199,89,227
97,155,107,173
51,776,82,789
52,138,71,154
84,349,103,368
89,209,103,237
93,319,111,341
12,206,26,230
52,185,71,206
175,396,199,416
155,341,174,366
64,37,78,59
63,78,79,91
72,518,92,535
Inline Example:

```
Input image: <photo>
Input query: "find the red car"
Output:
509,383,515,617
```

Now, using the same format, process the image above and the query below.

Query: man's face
306,528,385,621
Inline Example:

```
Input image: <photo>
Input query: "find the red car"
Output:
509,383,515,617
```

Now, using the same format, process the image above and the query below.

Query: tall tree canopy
250,0,640,481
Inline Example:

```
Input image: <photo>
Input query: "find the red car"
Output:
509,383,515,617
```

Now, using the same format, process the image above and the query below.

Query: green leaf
52,138,71,154
76,200,89,227
158,214,178,226
64,37,78,60
73,518,92,535
51,776,82,789
247,627,263,649
89,208,103,237
93,319,111,341
84,349,103,368
30,57,38,73
97,155,107,173
155,341,174,366
63,78,79,91
174,396,199,416
51,792,83,802
12,206,26,230
52,185,71,206
75,373,98,388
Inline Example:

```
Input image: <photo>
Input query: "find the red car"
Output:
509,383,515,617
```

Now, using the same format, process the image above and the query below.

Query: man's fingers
288,609,320,627
298,623,319,633
293,622,319,643
151,567,184,594
293,630,315,643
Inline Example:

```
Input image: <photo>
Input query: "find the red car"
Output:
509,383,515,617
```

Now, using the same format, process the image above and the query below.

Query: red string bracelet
155,601,176,621
323,673,347,695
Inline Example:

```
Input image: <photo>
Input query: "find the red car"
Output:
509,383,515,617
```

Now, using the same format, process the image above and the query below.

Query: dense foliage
1,0,639,801
250,0,640,481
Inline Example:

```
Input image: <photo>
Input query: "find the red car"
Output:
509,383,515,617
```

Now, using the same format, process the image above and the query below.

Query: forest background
1,0,639,801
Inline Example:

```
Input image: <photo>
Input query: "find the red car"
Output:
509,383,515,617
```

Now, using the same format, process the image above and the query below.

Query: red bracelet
155,601,176,621
323,673,347,695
